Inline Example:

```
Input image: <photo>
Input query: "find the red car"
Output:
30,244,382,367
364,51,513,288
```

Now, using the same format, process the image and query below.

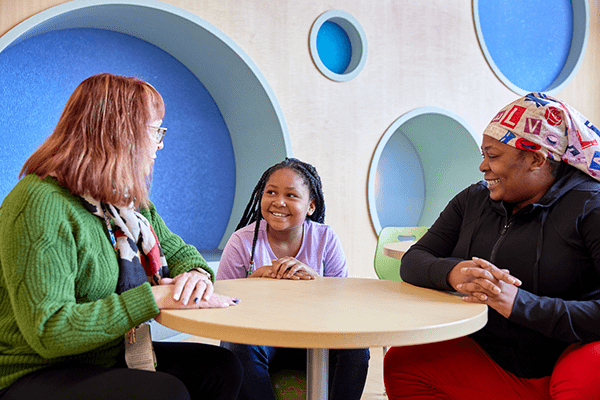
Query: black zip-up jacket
401,164,600,378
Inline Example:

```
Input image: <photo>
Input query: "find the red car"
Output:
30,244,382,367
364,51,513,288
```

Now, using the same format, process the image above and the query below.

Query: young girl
216,158,370,400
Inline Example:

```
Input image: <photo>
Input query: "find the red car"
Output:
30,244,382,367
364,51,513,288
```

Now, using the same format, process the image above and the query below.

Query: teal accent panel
369,108,482,234
402,113,482,227
375,133,425,228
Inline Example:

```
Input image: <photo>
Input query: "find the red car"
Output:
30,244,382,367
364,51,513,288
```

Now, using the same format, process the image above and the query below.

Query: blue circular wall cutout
368,108,483,234
374,133,425,228
309,10,367,82
0,1,292,256
317,21,352,74
0,28,235,251
474,0,589,94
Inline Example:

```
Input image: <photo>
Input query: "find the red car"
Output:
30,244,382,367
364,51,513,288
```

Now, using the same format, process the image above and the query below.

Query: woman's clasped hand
449,257,522,318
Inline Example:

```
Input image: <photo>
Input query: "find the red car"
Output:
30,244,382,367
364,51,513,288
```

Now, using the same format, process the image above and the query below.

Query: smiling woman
479,135,555,212
384,93,600,399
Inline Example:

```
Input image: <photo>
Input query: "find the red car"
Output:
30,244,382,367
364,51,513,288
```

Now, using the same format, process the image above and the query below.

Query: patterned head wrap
482,93,600,181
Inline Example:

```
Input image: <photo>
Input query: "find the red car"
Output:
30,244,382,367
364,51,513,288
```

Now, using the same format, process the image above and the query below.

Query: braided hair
237,158,326,274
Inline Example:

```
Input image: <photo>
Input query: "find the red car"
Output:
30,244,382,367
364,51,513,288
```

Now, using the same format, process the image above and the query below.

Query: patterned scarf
79,196,168,293
483,93,600,181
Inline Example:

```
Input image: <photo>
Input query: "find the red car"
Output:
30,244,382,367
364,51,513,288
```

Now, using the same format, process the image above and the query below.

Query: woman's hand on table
153,270,239,309
448,257,521,318
161,270,213,303
249,258,316,280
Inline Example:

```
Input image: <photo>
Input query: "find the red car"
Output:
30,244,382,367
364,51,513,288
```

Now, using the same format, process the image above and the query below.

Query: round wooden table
383,240,416,259
156,277,487,399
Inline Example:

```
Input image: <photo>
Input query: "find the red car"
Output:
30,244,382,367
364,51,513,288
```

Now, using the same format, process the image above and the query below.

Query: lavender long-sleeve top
216,219,347,280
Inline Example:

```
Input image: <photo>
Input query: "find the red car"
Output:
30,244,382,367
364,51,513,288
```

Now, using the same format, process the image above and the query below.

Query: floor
183,336,388,399
362,346,388,400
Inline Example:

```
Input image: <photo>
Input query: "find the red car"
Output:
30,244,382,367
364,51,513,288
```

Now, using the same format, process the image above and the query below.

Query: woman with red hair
0,73,242,399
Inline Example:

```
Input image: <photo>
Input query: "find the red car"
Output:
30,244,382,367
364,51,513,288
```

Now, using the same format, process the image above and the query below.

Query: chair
374,226,429,281
374,226,429,377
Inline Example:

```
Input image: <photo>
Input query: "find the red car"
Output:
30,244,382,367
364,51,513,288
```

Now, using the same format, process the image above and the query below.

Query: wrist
189,267,212,280
447,262,467,290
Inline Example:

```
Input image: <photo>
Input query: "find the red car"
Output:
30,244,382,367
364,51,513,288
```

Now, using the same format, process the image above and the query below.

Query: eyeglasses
150,126,167,143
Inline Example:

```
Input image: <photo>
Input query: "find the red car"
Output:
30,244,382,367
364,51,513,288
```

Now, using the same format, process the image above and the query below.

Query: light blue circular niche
0,0,292,254
474,0,589,95
368,108,483,234
309,10,368,82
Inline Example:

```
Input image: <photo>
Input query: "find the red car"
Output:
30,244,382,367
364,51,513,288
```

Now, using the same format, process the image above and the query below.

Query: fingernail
461,268,467,273
493,287,501,293
194,297,199,304
456,284,463,289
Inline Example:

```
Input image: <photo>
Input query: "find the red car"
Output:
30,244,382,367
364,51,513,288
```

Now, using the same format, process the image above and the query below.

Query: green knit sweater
0,175,212,389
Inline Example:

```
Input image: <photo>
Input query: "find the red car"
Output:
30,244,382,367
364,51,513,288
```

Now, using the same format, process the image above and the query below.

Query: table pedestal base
307,348,329,400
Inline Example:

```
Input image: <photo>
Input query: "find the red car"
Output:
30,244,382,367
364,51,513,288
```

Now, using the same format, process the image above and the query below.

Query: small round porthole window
474,0,589,95
309,10,367,82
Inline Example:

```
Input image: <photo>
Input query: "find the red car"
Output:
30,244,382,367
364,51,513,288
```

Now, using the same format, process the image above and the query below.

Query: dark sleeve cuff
428,257,464,290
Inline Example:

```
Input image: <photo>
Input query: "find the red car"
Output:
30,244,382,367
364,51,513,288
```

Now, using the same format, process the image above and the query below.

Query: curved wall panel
368,108,482,233
0,0,292,255
0,27,235,251
474,0,589,94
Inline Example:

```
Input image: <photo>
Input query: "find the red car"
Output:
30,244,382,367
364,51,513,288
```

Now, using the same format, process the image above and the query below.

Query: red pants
383,337,600,400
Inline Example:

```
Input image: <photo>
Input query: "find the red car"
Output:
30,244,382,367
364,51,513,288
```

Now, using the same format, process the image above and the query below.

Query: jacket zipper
489,219,512,263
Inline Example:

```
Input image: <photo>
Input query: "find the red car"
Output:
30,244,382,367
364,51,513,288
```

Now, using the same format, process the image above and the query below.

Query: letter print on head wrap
482,93,600,181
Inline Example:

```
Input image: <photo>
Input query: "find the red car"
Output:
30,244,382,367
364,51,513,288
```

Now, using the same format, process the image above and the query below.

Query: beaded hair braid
236,158,326,274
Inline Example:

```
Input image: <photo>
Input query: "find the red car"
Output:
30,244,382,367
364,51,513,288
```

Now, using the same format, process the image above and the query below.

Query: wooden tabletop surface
156,277,487,349
383,241,416,259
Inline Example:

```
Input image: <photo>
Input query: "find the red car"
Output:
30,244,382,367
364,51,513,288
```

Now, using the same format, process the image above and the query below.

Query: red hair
20,73,164,208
